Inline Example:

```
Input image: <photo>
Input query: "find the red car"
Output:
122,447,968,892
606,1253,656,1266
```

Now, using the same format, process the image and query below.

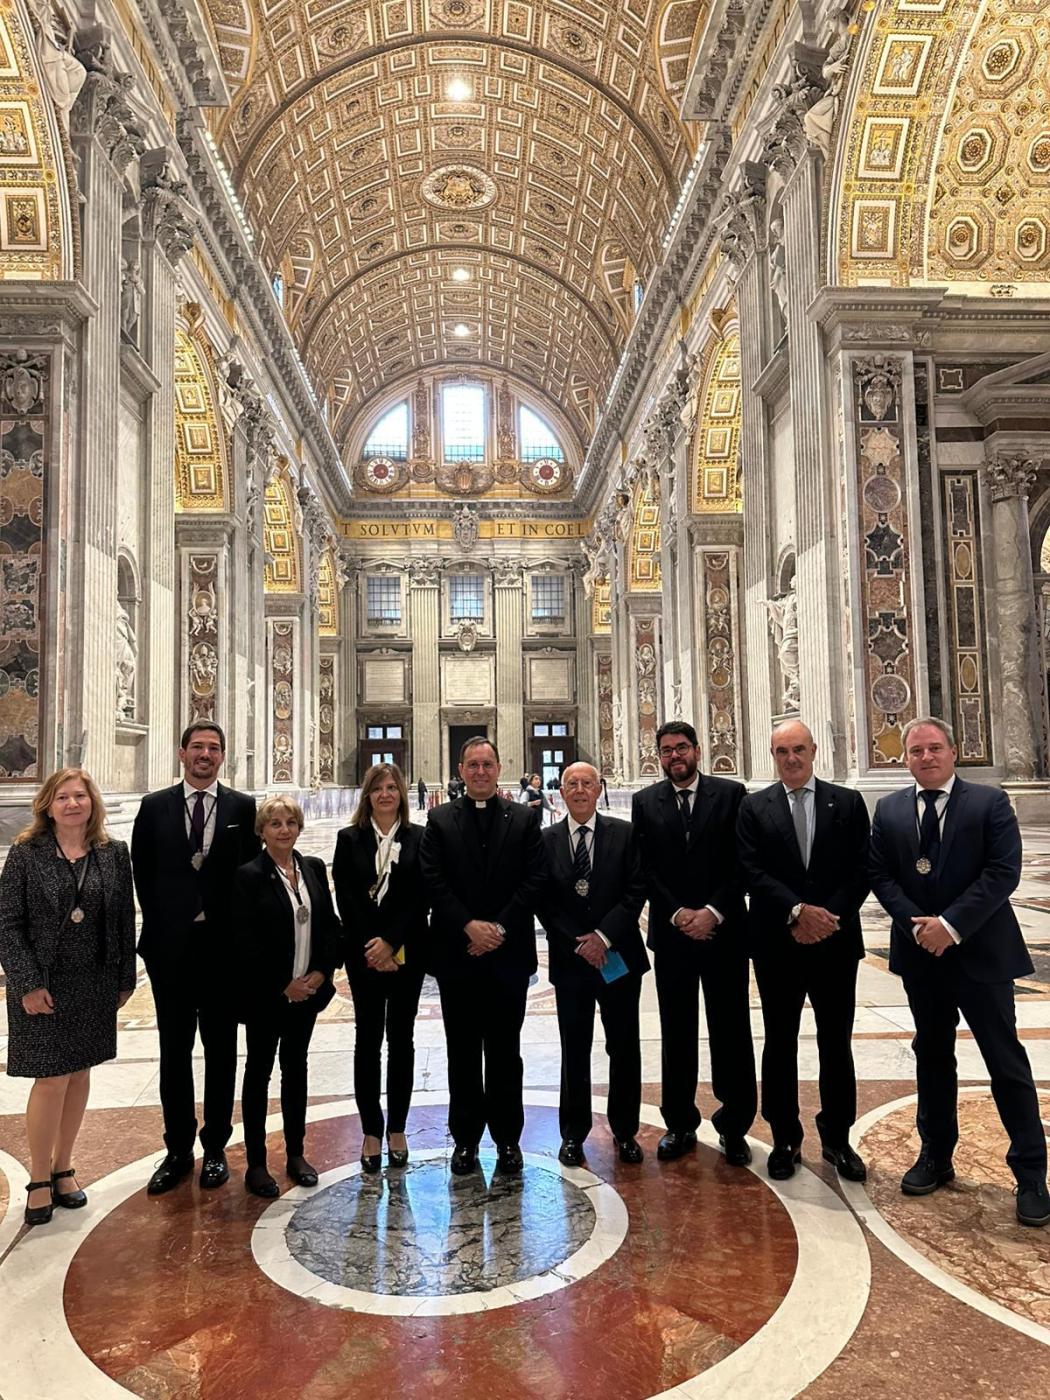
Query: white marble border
0,1091,870,1399
251,1148,628,1315
849,1087,1050,1348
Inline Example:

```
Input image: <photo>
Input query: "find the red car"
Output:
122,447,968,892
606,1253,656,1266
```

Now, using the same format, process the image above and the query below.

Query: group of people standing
1,713,1047,1232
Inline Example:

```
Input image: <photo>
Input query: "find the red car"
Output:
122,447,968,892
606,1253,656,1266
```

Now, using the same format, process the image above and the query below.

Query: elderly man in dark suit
631,720,756,1166
420,736,548,1175
131,722,259,1195
537,761,648,1167
870,715,1049,1227
737,720,871,1181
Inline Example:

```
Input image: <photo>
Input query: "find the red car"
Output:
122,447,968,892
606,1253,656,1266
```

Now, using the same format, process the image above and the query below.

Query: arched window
442,383,486,462
519,405,564,462
271,271,284,306
633,278,644,314
363,401,409,459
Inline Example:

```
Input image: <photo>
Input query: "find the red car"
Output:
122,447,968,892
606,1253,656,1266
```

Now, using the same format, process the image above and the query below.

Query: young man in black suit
537,762,648,1166
870,716,1049,1227
131,723,259,1194
419,736,548,1175
737,720,871,1182
631,721,756,1166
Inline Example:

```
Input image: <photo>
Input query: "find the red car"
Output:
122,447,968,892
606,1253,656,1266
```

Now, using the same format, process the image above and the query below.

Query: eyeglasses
658,743,693,758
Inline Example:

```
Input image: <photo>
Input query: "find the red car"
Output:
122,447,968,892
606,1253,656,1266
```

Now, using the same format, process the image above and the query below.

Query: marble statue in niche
26,0,86,119
768,216,787,327
115,603,136,720
803,8,854,162
765,580,801,713
120,259,143,344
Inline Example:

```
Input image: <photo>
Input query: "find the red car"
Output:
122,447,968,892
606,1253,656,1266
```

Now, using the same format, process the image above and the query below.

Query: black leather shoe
616,1137,644,1164
822,1145,867,1183
901,1153,955,1196
244,1165,279,1199
286,1156,318,1187
51,1168,87,1208
558,1139,585,1167
496,1144,524,1174
718,1134,753,1167
767,1144,802,1180
147,1153,194,1196
387,1137,409,1169
199,1153,229,1189
24,1180,53,1226
657,1130,697,1161
360,1151,382,1175
450,1144,478,1175
1016,1181,1050,1227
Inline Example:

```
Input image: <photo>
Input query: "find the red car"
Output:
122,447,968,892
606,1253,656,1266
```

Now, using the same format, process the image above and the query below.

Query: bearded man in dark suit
420,736,548,1175
870,716,1048,1227
631,721,756,1167
537,762,648,1167
131,723,259,1195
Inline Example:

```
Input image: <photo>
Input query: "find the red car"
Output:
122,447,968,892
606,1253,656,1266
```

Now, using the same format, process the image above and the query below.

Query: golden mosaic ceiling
201,0,696,458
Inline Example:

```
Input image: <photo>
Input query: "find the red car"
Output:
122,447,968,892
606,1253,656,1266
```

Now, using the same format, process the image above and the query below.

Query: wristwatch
788,902,804,925
494,923,506,940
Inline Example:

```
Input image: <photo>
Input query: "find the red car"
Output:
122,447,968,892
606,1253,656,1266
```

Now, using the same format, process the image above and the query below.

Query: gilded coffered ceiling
199,0,697,462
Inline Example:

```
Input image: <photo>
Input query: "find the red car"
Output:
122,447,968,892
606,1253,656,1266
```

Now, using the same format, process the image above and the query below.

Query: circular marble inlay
251,1149,628,1315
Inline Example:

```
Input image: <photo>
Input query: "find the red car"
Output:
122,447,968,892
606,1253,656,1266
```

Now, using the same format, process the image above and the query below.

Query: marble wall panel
269,618,295,783
942,473,990,763
596,651,614,776
0,350,47,780
699,550,740,775
187,554,220,724
634,615,660,777
319,654,336,783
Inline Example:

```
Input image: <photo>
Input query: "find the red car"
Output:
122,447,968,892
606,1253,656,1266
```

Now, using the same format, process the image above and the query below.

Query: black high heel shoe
387,1137,409,1169
51,1167,87,1209
24,1180,53,1226
360,1151,382,1175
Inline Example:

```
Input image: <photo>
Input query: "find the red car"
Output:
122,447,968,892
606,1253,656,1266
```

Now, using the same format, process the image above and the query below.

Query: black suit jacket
737,779,871,959
419,794,548,979
233,852,342,1016
131,782,260,967
537,814,649,985
631,774,747,956
869,777,1031,984
331,822,430,975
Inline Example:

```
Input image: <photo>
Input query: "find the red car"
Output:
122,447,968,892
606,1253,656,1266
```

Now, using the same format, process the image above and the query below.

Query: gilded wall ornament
421,165,497,211
355,456,409,493
520,457,571,495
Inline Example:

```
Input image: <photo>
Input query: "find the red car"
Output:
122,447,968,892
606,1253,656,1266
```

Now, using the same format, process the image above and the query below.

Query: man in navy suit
132,723,259,1195
537,762,648,1166
631,721,756,1166
737,721,870,1182
870,716,1048,1226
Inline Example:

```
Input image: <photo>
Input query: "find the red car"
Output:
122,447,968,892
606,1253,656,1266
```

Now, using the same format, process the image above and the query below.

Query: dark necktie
191,791,206,853
677,788,692,833
573,826,591,879
919,790,942,866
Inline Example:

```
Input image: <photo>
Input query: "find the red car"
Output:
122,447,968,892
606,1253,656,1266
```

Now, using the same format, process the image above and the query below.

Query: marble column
983,455,1046,779
409,560,441,783
494,562,525,779
571,564,596,763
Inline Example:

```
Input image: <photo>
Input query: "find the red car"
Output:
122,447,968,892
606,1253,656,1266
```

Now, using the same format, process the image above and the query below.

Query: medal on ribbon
295,905,309,925
915,856,932,875
70,907,84,923
190,851,205,871
574,878,590,898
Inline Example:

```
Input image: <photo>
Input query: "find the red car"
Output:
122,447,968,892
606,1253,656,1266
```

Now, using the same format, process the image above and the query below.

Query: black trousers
438,969,529,1148
241,999,320,1168
348,966,425,1139
554,971,641,1142
904,965,1047,1184
148,938,237,1157
653,940,756,1137
753,945,859,1148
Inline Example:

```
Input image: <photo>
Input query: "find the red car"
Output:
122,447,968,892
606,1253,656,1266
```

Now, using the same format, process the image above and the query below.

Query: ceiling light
446,78,471,101
452,323,471,337
451,267,471,282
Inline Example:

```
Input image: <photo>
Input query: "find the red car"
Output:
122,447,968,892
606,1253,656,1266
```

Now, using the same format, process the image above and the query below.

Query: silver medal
295,904,309,925
574,879,590,898
915,856,932,875
190,851,204,871
70,907,84,924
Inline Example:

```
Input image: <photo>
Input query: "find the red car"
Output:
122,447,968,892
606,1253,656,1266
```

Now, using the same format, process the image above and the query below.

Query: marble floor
0,815,1048,1398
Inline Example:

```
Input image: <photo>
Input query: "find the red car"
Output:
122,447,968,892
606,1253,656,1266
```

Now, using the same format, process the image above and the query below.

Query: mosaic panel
318,652,336,783
628,474,661,591
174,328,228,511
185,553,220,724
264,472,301,592
852,354,917,767
634,614,660,776
699,549,739,775
269,617,295,783
691,328,741,514
0,349,47,780
942,473,990,763
595,650,613,776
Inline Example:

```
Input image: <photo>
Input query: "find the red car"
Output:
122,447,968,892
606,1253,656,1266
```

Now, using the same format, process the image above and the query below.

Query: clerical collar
473,799,488,808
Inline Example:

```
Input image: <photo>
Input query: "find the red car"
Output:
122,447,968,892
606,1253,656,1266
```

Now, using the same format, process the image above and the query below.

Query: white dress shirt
184,780,218,921
275,855,313,978
914,774,960,944
567,814,609,948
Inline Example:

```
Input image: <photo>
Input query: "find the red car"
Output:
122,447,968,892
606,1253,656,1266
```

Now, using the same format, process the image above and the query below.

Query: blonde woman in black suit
332,764,429,1173
0,769,136,1226
234,796,341,1198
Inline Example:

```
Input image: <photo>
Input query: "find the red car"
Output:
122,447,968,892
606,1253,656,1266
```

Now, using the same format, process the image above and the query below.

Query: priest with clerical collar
420,736,548,1178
